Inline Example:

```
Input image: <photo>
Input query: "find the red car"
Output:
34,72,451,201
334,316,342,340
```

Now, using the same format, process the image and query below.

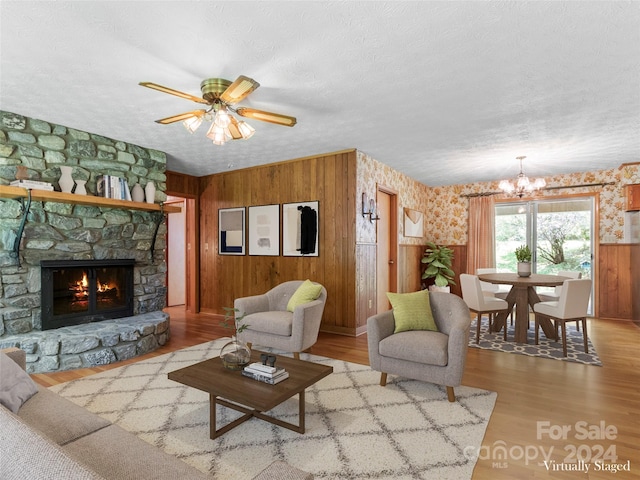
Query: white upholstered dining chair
460,274,510,343
476,268,510,299
537,270,582,302
533,278,592,357
538,270,583,330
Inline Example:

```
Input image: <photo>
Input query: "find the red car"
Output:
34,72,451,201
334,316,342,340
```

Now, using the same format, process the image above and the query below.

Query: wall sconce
362,193,380,222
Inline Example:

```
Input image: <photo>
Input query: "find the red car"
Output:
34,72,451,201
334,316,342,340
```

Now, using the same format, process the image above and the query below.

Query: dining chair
538,270,582,302
533,279,592,357
476,268,513,324
460,274,510,343
538,270,583,330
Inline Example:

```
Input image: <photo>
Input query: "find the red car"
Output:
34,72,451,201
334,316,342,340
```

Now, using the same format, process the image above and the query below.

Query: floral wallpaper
356,150,639,246
356,151,429,245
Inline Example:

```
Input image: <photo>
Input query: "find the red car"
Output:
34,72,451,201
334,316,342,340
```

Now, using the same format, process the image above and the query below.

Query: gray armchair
235,280,327,359
367,292,471,402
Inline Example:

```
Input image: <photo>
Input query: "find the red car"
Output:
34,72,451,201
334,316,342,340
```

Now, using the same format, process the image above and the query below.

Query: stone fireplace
41,259,135,330
0,110,172,373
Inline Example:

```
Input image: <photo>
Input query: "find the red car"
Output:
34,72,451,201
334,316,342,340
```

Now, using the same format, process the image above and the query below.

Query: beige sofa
0,348,312,480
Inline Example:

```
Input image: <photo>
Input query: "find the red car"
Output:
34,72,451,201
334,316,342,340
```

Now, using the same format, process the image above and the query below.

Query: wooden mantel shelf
0,185,181,213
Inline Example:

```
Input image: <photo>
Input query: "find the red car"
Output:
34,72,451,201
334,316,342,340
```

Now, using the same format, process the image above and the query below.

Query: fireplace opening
41,259,135,330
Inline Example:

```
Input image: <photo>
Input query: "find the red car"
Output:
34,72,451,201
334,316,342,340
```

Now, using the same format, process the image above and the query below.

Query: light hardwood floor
32,307,640,480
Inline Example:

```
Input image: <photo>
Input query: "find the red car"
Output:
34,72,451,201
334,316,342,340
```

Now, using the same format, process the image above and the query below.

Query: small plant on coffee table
219,307,251,370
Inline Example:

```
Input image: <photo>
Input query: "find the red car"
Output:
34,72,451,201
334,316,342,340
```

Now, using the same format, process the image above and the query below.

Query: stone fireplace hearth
0,110,172,373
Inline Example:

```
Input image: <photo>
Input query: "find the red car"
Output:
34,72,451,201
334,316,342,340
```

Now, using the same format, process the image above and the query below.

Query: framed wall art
283,201,319,256
248,204,280,256
403,208,424,238
218,207,245,255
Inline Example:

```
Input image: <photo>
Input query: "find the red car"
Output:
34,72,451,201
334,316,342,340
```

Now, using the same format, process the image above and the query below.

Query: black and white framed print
248,204,280,256
282,201,319,256
218,207,245,255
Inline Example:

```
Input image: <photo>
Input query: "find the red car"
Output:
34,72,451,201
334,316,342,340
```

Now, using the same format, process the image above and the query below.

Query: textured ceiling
1,1,639,187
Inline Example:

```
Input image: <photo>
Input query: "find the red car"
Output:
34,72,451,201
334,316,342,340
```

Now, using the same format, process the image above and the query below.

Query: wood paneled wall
166,170,201,197
198,150,358,335
633,245,640,323
415,244,467,298
398,244,424,293
355,244,377,335
598,244,633,320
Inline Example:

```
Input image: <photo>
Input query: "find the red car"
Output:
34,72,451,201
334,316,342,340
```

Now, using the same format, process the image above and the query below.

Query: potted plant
421,242,456,292
219,307,251,370
515,244,532,277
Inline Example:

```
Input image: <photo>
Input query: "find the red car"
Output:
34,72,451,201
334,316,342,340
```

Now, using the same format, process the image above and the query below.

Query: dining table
477,273,570,343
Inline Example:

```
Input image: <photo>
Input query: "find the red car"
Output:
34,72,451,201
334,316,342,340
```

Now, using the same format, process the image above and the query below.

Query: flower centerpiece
219,307,251,370
515,244,532,277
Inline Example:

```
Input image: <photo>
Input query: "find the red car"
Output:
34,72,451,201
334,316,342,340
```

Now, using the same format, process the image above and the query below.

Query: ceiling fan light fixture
182,114,203,134
207,123,232,145
140,75,296,145
237,120,255,139
214,107,232,128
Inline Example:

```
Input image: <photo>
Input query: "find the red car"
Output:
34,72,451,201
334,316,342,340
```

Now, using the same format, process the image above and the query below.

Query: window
495,197,594,313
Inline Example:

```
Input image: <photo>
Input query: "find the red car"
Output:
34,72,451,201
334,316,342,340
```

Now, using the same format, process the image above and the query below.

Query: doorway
376,187,398,313
165,195,199,312
167,199,186,307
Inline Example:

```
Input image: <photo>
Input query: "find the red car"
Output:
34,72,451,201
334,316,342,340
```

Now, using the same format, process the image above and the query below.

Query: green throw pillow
287,280,323,312
387,290,438,333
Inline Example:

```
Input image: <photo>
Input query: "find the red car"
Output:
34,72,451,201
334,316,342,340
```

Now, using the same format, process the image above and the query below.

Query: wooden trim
0,185,180,213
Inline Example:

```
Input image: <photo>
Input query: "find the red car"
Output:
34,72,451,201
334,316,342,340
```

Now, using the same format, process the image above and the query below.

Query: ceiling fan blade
154,110,206,125
235,107,297,127
220,75,260,104
139,82,209,105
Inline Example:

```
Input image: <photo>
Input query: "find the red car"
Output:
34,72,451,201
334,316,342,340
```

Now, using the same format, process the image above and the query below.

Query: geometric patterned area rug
50,339,497,479
468,318,602,366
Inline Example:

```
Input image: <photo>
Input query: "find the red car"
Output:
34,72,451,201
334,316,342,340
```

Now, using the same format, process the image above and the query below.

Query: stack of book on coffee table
242,362,289,384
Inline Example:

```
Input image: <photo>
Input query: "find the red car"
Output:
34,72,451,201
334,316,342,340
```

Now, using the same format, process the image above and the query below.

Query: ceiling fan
139,75,296,145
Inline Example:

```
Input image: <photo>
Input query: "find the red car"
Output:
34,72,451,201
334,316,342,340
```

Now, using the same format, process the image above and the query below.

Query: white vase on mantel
144,181,156,204
74,179,87,195
58,165,75,193
131,183,144,203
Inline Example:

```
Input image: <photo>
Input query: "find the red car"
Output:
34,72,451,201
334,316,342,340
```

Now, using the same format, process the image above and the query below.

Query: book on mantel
242,366,289,384
10,179,54,191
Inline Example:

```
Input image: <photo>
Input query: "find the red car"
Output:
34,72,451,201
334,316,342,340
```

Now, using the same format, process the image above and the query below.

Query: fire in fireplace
41,259,135,330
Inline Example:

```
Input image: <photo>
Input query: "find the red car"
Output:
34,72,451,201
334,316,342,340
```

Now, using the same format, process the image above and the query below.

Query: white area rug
51,339,497,479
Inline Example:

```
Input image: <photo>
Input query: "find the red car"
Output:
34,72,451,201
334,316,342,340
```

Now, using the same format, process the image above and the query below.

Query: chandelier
499,156,546,198
182,104,255,146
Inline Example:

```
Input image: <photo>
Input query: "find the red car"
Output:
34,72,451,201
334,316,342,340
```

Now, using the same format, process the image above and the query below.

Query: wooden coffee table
168,350,333,439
